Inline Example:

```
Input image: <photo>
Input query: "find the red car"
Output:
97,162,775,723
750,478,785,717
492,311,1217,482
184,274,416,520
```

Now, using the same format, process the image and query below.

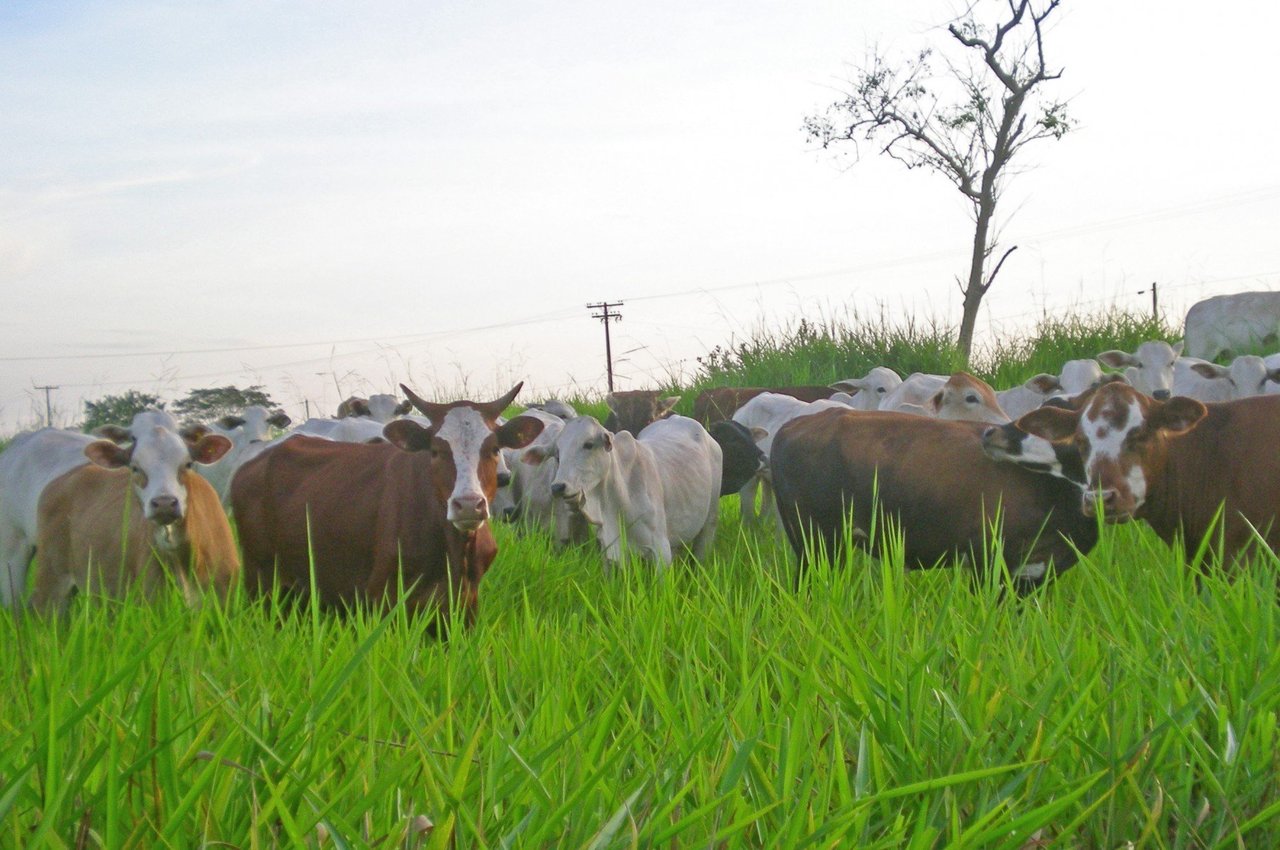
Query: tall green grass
3,504,1278,847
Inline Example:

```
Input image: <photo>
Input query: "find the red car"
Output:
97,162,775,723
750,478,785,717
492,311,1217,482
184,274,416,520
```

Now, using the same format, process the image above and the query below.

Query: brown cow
692,386,836,425
603,390,681,435
770,408,1097,593
31,434,238,614
1016,382,1280,565
230,383,543,626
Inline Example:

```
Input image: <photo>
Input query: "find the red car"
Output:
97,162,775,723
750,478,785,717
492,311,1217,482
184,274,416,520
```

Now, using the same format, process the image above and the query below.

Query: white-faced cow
770,408,1098,594
198,406,292,505
997,359,1109,419
336,394,413,423
491,408,591,548
1183,291,1280,361
1016,381,1280,566
1098,340,1182,400
231,384,543,627
1173,355,1280,402
547,415,721,568
828,367,904,411
21,411,235,613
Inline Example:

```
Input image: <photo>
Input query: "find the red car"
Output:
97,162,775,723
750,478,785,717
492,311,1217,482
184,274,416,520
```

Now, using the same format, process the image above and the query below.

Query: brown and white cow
30,415,237,614
927,372,1010,424
1016,381,1280,564
770,408,1098,593
230,383,543,626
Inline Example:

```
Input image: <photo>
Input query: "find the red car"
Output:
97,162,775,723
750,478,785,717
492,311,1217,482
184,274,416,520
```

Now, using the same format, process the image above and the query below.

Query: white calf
830,367,903,410
1099,340,1182,399
549,415,721,568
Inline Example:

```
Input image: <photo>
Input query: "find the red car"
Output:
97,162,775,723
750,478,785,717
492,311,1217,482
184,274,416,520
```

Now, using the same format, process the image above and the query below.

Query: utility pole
34,384,58,427
1138,281,1159,322
587,301,624,392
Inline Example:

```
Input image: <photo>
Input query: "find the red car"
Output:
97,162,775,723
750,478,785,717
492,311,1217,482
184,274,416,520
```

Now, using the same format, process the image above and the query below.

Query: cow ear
93,424,132,444
522,446,550,466
1149,397,1206,435
1097,350,1138,369
180,423,212,443
497,415,545,450
1016,407,1079,441
1171,340,1185,357
1025,373,1062,393
268,410,292,429
351,399,371,417
216,414,246,430
658,396,681,417
829,379,862,392
85,439,133,469
190,434,233,465
1267,368,1280,385
1190,362,1228,380
927,390,943,414
605,393,620,414
394,399,413,416
383,419,435,452
750,426,768,442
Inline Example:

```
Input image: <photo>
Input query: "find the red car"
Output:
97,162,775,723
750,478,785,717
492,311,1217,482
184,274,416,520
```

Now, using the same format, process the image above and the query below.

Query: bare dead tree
805,0,1071,362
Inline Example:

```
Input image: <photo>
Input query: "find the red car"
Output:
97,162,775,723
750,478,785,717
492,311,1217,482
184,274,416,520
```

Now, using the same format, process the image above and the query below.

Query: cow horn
479,382,524,420
401,384,448,422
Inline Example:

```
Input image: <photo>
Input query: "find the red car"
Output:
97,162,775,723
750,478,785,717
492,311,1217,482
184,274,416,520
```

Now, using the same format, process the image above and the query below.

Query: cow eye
876,387,886,393
965,394,978,404
185,461,194,470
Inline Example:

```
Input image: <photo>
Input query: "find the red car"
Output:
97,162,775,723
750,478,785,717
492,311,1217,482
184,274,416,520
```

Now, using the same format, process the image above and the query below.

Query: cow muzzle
449,495,489,533
1081,488,1135,522
148,495,183,526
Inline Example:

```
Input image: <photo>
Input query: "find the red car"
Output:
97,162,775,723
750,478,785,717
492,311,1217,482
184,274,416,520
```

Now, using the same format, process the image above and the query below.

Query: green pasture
3,310,1277,848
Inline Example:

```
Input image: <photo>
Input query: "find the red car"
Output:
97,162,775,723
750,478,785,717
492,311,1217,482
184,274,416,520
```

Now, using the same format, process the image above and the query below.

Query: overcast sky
3,0,1279,431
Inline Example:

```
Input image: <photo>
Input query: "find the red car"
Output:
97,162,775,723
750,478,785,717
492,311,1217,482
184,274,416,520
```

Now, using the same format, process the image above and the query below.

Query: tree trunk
956,193,996,364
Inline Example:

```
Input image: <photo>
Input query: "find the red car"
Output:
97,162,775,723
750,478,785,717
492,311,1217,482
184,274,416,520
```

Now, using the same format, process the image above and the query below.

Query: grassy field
3,311,1278,848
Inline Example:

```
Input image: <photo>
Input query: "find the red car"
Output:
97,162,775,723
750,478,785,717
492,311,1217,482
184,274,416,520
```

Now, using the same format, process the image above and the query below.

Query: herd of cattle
4,321,1280,625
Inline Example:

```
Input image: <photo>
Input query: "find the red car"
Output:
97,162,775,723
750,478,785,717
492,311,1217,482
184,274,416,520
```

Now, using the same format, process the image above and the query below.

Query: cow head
830,367,903,411
215,406,291,443
546,416,615,507
1189,355,1280,400
83,409,232,526
383,382,544,533
927,372,1009,424
1098,340,1182,400
1016,382,1206,520
603,391,680,435
708,419,767,495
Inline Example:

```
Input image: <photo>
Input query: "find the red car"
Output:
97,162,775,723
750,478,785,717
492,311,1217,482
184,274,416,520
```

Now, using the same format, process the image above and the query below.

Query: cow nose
1082,488,1119,517
551,482,567,497
497,470,512,488
1152,389,1171,401
451,495,487,517
149,495,181,525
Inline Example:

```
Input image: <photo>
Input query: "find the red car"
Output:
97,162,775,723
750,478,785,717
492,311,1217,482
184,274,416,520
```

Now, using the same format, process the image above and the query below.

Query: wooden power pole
587,301,624,392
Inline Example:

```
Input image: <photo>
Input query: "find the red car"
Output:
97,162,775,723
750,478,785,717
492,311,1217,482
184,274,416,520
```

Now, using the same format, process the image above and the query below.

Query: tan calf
33,464,239,614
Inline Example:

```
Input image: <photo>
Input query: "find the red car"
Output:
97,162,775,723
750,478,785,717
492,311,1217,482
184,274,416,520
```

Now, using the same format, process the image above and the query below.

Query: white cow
525,399,578,420
197,406,291,505
731,393,857,526
292,416,389,443
336,394,412,423
1099,340,1182,399
1184,292,1280,361
1173,354,1280,402
829,367,903,411
0,411,231,610
549,415,721,568
997,359,1108,419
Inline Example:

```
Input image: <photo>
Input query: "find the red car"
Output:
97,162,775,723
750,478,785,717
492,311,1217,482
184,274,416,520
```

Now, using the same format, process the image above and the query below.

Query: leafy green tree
171,385,276,423
82,391,164,432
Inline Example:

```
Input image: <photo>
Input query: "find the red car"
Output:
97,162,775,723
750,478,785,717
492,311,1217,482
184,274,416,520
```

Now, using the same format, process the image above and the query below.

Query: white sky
3,0,1279,431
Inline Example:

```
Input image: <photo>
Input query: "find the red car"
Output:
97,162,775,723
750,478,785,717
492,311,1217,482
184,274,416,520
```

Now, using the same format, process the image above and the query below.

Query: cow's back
771,409,1094,576
693,386,835,424
637,416,722,551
